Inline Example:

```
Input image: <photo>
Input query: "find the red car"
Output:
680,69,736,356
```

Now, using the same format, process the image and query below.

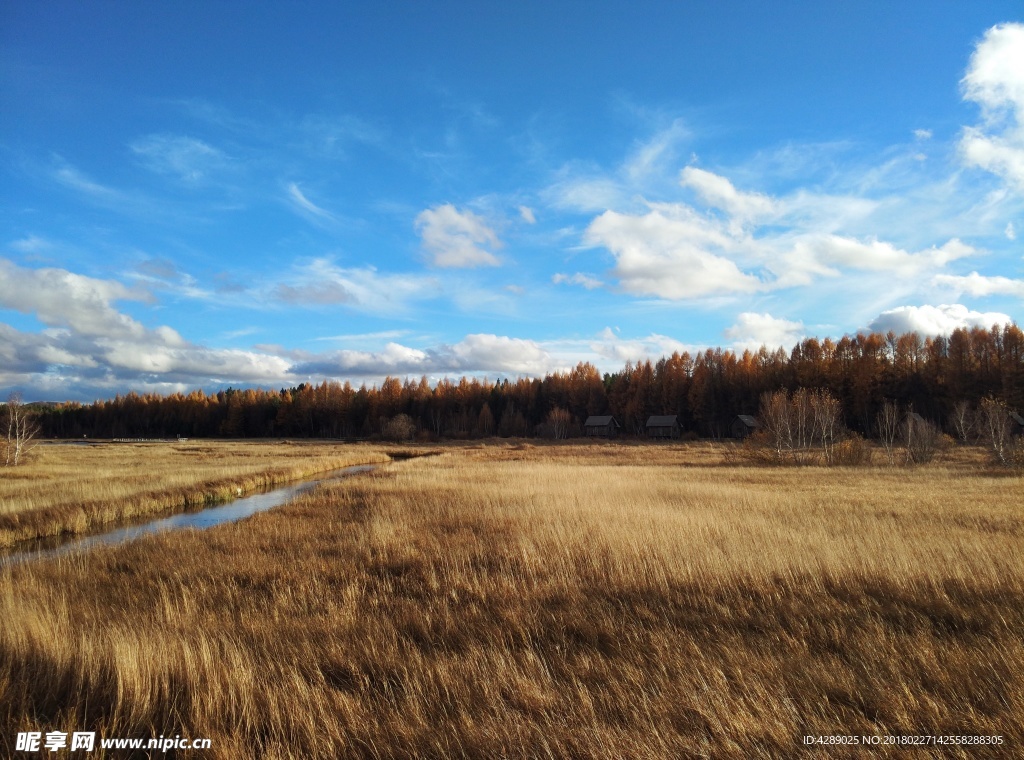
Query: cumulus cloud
959,23,1024,191
584,206,762,299
0,260,296,394
724,313,805,351
415,204,502,267
932,271,1024,298
450,334,552,374
868,304,1012,336
552,272,604,290
577,165,978,301
0,258,155,340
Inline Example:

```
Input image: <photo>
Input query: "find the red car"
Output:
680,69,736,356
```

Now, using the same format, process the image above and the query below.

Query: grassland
1,441,1022,758
0,440,391,547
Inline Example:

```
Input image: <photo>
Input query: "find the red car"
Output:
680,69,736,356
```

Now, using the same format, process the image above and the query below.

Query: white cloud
959,23,1024,191
914,129,933,140
1007,222,1017,240
450,334,552,374
868,304,1012,336
0,258,155,340
519,205,536,224
0,260,296,394
273,258,439,313
584,206,761,299
286,182,335,221
568,154,992,309
543,173,627,214
294,334,554,378
587,327,691,364
552,272,604,290
932,271,1024,298
724,313,805,351
415,204,502,267
52,162,127,205
774,235,978,287
131,134,225,182
8,235,52,254
625,118,689,183
680,166,776,221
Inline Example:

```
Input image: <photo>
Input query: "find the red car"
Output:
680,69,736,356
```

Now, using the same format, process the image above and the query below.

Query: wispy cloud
552,272,604,290
52,161,126,204
131,134,227,183
286,182,336,222
272,258,440,314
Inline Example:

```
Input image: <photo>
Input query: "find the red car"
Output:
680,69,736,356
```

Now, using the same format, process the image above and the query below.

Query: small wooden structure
731,415,759,439
646,415,680,439
584,415,620,438
1010,411,1024,437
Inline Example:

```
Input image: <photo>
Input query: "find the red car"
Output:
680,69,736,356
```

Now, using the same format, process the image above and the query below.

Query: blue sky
2,2,1022,400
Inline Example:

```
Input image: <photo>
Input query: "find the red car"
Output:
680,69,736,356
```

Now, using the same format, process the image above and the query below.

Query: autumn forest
34,325,1024,441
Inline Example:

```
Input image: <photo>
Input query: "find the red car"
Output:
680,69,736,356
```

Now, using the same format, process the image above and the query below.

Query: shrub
830,433,871,466
383,414,416,442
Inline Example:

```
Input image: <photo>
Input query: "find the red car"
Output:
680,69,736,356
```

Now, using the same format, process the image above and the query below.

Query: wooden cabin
646,415,680,439
731,415,759,439
584,415,620,438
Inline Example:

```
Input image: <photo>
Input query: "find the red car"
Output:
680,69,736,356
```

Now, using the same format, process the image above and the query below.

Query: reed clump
1,442,1021,758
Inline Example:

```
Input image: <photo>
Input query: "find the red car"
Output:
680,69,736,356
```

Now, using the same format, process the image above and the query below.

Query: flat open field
0,441,391,547
2,442,1022,758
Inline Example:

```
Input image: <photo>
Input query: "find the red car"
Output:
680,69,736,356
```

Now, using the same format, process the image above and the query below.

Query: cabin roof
584,415,618,427
646,415,678,427
735,414,758,427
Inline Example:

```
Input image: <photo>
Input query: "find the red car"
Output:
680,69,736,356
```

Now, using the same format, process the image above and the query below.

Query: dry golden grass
1,442,1021,758
0,440,391,547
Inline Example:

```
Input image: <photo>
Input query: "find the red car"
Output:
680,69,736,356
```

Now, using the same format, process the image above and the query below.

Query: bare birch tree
876,399,901,465
3,393,40,467
758,390,792,462
810,388,844,464
948,401,975,444
979,397,1015,467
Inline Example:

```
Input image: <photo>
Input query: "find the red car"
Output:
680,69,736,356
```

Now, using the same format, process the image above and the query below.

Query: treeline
35,324,1024,440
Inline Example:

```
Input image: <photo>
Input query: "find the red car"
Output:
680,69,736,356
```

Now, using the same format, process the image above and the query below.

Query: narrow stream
1,464,378,566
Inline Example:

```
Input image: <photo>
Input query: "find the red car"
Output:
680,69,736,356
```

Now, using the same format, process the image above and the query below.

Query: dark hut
584,415,620,438
646,415,680,439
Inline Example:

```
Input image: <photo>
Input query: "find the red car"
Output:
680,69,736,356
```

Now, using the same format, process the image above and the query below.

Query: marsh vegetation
1,442,1021,757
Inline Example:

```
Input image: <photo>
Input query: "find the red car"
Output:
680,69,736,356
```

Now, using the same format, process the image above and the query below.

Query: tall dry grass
0,441,391,546
1,442,1021,758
